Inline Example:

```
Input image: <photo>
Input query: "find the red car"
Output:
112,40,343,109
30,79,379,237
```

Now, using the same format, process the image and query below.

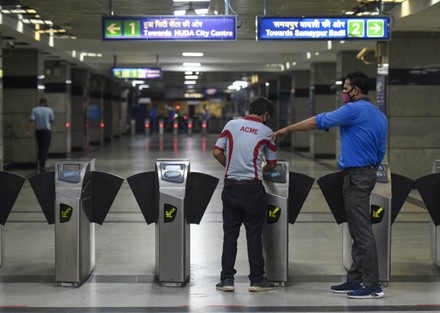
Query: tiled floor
1,133,439,313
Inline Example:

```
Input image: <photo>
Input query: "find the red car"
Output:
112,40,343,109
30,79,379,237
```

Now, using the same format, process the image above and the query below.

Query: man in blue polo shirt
272,70,387,299
27,98,54,172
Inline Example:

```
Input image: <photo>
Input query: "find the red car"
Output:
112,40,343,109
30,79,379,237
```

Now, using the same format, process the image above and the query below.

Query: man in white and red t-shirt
213,96,277,292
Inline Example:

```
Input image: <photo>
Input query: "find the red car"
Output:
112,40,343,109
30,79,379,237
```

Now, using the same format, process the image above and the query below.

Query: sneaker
331,281,363,294
216,278,235,292
347,284,384,299
249,277,275,292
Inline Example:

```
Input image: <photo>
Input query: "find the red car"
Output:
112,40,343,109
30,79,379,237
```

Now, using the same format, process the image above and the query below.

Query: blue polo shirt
315,99,387,169
30,106,54,130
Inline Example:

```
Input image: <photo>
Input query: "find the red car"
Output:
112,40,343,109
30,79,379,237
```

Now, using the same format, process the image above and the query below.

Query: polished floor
1,132,439,313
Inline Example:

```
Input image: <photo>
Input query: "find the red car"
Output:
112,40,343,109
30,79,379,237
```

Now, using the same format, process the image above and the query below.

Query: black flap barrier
288,172,315,224
317,171,346,224
391,173,414,225
90,171,124,225
28,171,55,224
127,172,158,224
186,172,219,224
415,173,440,226
0,171,25,225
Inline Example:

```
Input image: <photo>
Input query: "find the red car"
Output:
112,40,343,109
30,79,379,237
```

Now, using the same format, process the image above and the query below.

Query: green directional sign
348,20,365,38
123,20,141,37
367,19,385,37
105,20,122,37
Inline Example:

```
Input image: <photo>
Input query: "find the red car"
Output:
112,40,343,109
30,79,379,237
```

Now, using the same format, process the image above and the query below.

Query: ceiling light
182,52,204,57
174,10,186,16
185,71,193,74
183,62,201,67
185,75,198,79
173,0,210,2
185,80,196,84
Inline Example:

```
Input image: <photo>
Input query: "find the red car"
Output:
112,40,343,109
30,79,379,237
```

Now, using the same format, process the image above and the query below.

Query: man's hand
271,128,288,141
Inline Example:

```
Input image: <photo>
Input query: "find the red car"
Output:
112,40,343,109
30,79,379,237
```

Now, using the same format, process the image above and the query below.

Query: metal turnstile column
156,159,190,286
430,160,440,268
55,160,95,287
263,162,289,286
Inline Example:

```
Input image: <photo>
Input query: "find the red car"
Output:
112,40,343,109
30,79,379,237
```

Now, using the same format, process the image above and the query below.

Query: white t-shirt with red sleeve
214,116,277,181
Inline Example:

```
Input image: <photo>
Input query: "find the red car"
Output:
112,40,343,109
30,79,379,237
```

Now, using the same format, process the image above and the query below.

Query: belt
342,165,378,175
224,179,262,185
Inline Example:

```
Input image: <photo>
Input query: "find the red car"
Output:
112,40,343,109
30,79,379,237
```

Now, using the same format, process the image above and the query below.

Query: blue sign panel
257,16,390,40
112,68,162,79
103,16,236,41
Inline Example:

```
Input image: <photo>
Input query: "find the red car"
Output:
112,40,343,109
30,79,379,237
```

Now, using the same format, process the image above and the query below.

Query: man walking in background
27,97,54,172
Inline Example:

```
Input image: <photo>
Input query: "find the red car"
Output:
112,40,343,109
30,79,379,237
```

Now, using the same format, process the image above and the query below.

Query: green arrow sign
367,20,385,37
105,20,122,37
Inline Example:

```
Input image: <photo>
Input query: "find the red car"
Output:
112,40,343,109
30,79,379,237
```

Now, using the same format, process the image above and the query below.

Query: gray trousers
343,168,379,287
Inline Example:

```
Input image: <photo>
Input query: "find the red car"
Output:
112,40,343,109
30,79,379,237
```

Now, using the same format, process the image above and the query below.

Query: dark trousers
35,129,51,170
220,182,266,283
343,168,379,287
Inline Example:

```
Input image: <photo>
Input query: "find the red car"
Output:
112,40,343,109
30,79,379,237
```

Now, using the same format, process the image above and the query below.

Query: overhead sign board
257,16,390,40
112,67,162,79
103,16,236,41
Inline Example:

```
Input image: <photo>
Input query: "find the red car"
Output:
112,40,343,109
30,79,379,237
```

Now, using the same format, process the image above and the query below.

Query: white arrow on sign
107,23,121,34
369,22,382,34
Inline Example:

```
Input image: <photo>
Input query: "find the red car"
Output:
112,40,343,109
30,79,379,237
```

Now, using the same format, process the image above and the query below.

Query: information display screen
257,16,390,41
112,67,162,79
63,164,81,170
103,16,236,41
165,164,182,171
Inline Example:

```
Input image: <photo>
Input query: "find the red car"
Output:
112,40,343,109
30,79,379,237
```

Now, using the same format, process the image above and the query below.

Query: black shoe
216,278,235,292
249,277,275,292
330,281,363,294
347,283,384,299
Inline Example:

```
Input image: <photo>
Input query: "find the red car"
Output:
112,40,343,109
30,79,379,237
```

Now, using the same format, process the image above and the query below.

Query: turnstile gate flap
28,171,55,224
288,172,315,224
127,172,158,224
90,171,124,225
0,171,25,225
415,173,440,226
185,172,219,224
317,171,347,224
391,173,414,225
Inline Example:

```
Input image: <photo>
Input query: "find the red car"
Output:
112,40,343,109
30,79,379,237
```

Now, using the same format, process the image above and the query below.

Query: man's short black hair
345,70,370,95
39,98,48,106
248,96,275,117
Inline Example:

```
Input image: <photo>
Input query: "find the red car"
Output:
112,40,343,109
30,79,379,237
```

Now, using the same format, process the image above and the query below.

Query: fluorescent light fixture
173,0,210,2
182,52,204,57
185,71,193,75
185,80,196,85
174,10,186,16
327,40,332,50
139,84,150,90
185,75,198,79
195,9,209,15
306,52,311,59
183,62,201,67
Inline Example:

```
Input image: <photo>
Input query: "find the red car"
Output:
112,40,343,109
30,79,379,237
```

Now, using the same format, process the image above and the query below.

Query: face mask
341,87,354,104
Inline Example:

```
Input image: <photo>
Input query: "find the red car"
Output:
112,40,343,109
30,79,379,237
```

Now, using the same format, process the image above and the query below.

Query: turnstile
318,163,413,284
262,161,315,286
127,159,219,286
29,160,123,287
415,160,440,268
0,162,26,267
